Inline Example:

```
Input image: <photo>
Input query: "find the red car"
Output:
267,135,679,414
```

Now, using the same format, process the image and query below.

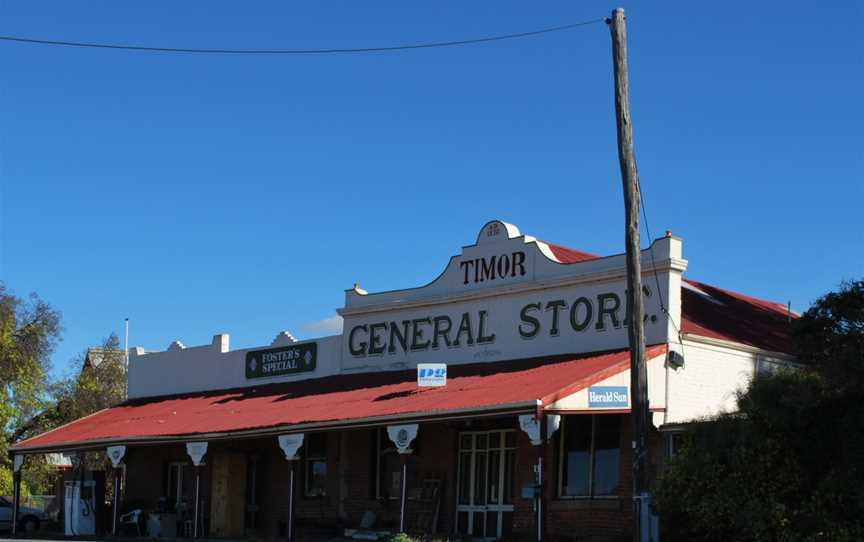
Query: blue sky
1,1,861,380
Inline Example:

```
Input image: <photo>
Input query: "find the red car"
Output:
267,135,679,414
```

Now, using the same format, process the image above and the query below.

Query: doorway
455,430,516,540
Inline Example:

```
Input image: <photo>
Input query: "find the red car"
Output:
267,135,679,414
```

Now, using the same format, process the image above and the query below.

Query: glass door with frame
455,430,516,540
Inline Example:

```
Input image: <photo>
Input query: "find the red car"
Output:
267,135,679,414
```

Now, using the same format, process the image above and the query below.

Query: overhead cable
0,17,605,55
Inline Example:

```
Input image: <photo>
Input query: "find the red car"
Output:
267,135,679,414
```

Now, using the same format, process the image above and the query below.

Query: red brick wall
539,414,665,542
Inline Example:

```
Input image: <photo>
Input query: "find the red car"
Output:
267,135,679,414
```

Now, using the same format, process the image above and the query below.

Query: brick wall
539,414,665,542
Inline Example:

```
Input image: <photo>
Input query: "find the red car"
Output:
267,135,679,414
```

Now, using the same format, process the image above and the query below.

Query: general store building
10,220,796,541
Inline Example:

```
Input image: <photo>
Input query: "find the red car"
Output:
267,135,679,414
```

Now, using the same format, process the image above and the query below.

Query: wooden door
210,451,247,537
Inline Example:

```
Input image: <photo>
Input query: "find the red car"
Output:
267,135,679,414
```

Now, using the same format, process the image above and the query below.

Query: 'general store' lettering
349,310,496,357
347,286,655,358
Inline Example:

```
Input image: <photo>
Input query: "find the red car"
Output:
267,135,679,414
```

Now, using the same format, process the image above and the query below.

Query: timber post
607,7,650,541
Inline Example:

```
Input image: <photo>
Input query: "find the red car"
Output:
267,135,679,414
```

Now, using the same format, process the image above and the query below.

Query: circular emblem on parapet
476,220,521,245
304,351,312,364
397,428,409,447
248,357,257,372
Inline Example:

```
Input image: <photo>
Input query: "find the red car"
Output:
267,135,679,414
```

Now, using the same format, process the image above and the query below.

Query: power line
0,18,604,55
637,177,686,353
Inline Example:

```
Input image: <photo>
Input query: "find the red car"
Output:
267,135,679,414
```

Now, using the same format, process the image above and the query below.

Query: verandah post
399,454,408,533
112,468,121,535
539,415,550,541
107,445,127,537
288,461,295,542
518,414,544,542
277,434,305,542
11,454,24,536
386,424,419,535
193,465,201,538
185,442,208,540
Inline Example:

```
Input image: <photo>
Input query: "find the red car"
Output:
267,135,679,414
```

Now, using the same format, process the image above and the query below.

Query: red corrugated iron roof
13,346,666,453
543,241,600,264
680,278,794,354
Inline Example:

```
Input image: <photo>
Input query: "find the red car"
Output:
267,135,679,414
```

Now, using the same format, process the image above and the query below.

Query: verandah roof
13,345,666,454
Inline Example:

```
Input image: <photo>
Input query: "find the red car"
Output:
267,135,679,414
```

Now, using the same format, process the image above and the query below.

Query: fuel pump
63,455,106,536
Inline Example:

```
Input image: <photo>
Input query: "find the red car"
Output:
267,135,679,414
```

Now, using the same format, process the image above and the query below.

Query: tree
0,283,62,494
793,280,864,392
51,334,127,427
653,280,864,542
6,335,128,494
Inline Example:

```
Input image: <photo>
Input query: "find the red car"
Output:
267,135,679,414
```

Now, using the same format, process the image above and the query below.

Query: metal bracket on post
519,414,542,446
277,434,305,542
386,424,418,454
107,445,126,468
546,414,562,440
277,434,305,460
186,442,208,466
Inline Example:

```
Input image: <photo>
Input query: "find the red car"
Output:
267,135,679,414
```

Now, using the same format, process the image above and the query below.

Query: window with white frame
558,414,621,497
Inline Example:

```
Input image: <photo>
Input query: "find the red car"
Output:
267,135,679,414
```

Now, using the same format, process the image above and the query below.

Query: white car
0,496,45,533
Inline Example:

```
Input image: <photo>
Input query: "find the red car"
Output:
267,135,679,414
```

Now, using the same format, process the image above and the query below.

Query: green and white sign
246,343,317,379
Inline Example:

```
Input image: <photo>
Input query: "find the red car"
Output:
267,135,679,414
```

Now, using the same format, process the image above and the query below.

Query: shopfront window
304,433,327,497
559,415,621,497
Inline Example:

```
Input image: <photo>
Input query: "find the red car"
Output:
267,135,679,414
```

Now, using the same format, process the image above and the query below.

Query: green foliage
388,534,415,542
1,282,126,495
793,280,864,391
45,334,127,472
51,334,127,423
0,283,62,493
654,280,864,541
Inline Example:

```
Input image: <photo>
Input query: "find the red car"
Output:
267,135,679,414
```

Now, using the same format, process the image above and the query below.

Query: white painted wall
128,334,341,399
663,340,757,423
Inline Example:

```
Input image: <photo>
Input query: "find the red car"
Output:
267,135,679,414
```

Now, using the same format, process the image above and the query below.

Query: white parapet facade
126,219,794,427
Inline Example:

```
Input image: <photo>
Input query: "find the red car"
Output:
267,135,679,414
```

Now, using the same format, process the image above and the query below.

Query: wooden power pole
607,7,651,542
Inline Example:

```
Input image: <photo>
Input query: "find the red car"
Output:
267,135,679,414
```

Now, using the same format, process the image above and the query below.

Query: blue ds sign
588,386,629,408
417,363,447,387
